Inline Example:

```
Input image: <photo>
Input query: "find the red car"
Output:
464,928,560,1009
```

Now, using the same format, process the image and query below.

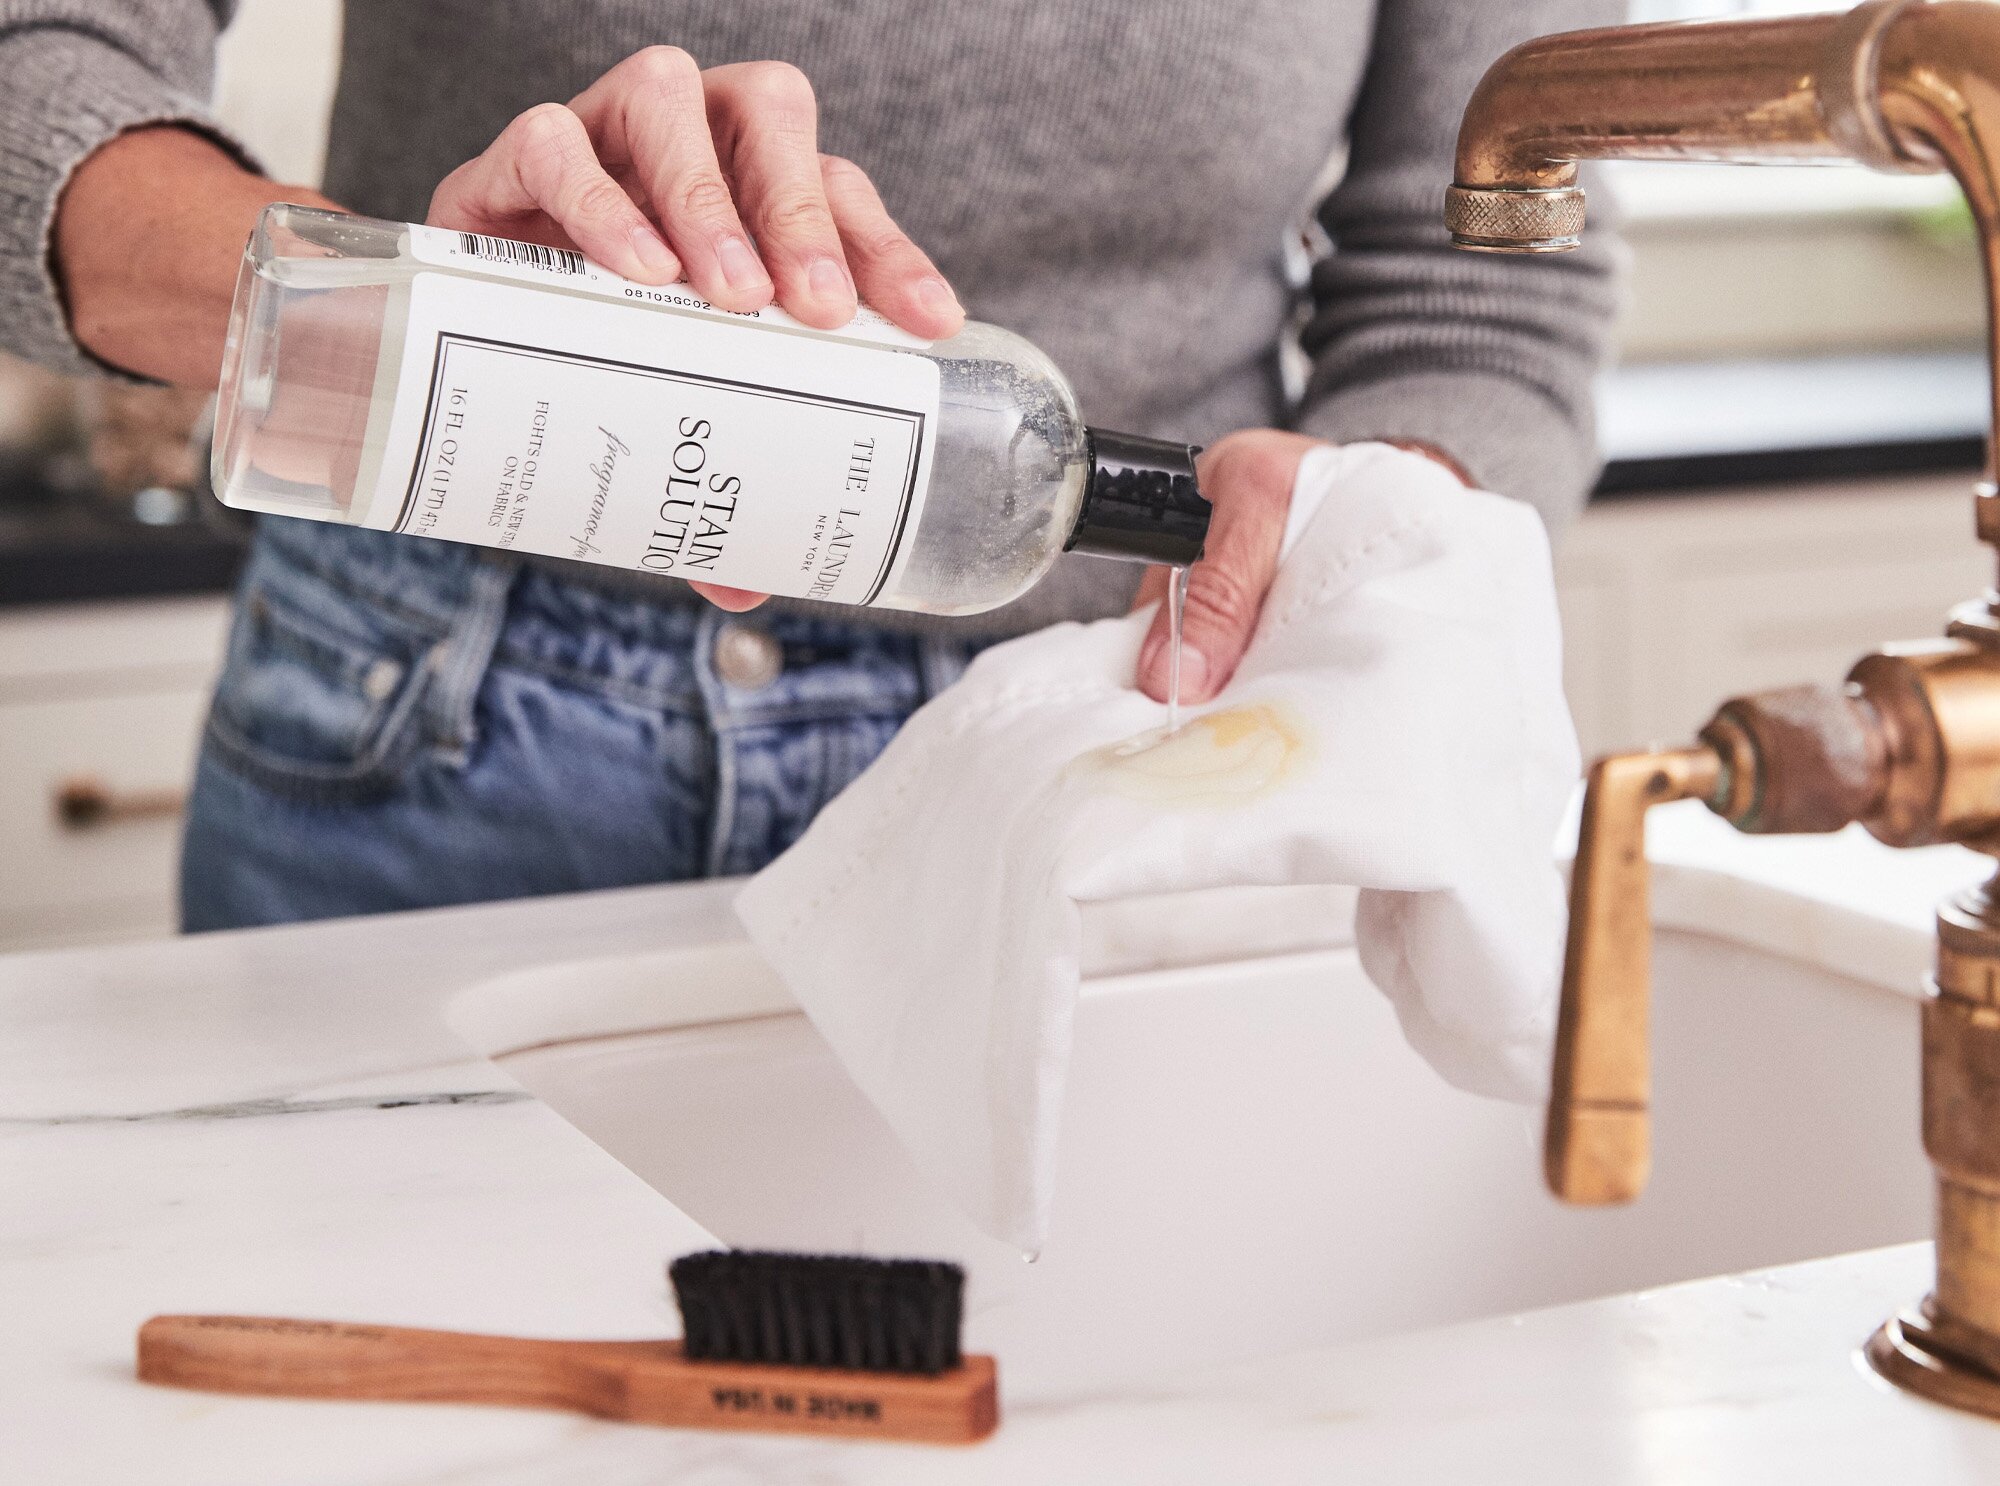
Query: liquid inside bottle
214,205,1207,617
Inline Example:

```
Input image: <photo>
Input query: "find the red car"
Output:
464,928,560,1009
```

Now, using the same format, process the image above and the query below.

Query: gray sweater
0,0,1623,634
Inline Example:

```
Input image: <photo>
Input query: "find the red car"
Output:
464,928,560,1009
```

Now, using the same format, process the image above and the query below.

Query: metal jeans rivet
361,657,404,702
714,622,783,690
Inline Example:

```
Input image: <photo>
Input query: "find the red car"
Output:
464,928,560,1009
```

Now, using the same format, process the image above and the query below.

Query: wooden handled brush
137,1251,998,1446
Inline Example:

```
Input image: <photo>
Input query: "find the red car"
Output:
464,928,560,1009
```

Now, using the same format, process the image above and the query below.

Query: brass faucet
1448,0,2000,1418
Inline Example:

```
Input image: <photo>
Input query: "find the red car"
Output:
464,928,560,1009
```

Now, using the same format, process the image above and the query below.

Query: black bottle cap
1064,428,1210,567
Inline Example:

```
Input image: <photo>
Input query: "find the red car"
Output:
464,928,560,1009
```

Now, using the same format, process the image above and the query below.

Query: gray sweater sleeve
1296,0,1627,530
0,1,247,377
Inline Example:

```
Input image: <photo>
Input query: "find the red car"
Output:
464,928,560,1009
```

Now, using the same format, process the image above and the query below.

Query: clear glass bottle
214,205,1207,615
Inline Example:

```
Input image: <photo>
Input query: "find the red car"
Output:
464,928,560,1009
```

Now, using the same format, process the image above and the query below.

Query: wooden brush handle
138,1315,1000,1444
138,1315,672,1416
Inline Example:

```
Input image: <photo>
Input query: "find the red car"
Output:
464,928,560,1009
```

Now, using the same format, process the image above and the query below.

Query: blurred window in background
1614,0,1980,363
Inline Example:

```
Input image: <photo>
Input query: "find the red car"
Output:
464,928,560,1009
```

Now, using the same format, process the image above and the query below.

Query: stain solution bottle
214,205,1209,615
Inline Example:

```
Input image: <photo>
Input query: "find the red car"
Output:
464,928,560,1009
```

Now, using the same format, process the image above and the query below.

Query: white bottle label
407,223,932,349
363,267,939,605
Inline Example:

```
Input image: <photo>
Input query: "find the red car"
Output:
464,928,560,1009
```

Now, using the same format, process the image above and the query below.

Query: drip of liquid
1165,564,1190,733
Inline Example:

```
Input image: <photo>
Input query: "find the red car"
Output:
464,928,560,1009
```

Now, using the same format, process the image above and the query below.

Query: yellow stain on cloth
1070,703,1310,807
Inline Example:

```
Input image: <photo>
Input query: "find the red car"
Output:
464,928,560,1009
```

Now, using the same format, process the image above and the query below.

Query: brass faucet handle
1547,745,1722,1205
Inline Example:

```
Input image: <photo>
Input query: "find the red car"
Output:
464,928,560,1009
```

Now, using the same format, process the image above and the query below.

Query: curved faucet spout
1448,0,2000,490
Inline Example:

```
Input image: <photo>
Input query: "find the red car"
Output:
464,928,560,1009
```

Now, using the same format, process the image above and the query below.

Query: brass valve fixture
1450,0,2000,1418
1551,644,2000,1176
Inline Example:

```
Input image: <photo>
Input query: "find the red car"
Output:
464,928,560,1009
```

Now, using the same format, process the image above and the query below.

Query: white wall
212,0,342,186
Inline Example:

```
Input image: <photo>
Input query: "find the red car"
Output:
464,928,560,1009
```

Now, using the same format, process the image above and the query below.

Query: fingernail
1176,646,1210,699
810,256,855,305
630,225,676,275
718,236,769,293
915,276,962,323
1137,633,1163,685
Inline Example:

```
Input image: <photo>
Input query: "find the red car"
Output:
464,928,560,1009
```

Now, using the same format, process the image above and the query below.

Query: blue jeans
180,520,980,930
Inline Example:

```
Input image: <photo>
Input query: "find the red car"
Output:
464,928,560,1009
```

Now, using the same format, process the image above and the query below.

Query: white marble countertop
1642,802,1989,997
6,820,2000,1482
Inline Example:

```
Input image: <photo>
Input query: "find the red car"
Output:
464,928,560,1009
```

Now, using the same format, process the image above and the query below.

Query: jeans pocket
202,570,435,803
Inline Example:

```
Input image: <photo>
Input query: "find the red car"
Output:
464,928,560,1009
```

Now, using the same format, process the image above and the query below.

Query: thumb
688,580,769,612
1135,432,1315,705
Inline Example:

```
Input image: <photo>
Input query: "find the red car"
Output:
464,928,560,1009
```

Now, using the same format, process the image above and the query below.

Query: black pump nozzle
1065,428,1210,567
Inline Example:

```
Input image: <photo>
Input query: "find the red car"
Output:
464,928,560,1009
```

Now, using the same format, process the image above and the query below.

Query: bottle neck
1064,428,1210,567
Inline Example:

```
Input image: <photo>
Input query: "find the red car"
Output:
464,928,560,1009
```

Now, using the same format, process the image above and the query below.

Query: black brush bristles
669,1250,965,1375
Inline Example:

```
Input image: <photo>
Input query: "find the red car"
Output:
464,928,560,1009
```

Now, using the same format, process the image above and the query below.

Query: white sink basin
445,838,1944,1403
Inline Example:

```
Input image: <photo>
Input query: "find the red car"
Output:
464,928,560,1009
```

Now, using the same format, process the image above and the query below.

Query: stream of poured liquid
1165,564,1189,733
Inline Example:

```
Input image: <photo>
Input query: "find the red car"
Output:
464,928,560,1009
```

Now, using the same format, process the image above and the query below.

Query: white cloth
735,442,1580,1253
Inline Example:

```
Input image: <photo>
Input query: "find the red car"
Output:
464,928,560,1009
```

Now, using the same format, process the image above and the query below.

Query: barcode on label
457,232,585,276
